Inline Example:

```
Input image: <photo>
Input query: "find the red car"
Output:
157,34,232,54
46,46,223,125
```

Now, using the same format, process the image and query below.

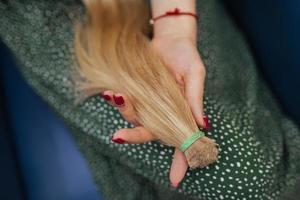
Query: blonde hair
74,0,219,169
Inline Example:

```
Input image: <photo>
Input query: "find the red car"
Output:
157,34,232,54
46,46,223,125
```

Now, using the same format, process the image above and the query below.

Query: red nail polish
113,95,125,106
100,93,111,101
111,136,126,144
203,116,210,130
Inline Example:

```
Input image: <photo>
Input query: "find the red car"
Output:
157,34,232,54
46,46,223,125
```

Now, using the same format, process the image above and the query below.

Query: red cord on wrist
150,7,198,25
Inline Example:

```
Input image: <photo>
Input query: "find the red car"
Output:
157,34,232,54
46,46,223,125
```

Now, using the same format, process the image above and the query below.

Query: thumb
169,148,188,188
183,64,209,130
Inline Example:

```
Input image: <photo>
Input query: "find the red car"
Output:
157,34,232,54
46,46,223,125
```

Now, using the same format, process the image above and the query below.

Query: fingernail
171,182,179,189
111,136,126,144
100,93,111,101
113,95,125,106
203,116,210,130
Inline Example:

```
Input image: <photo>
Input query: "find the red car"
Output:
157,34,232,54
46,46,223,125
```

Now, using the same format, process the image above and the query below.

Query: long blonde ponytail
74,0,219,169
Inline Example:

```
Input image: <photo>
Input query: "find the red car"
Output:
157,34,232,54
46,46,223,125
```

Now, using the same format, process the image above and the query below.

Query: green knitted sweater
1,0,300,199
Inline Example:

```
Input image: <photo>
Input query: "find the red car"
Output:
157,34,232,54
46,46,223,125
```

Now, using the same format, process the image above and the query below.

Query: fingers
101,90,123,107
183,61,210,130
113,92,141,126
111,126,156,144
169,148,189,188
102,90,189,188
101,90,156,143
101,90,140,126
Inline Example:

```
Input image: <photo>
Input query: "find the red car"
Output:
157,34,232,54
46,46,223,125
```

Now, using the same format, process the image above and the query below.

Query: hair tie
179,130,205,152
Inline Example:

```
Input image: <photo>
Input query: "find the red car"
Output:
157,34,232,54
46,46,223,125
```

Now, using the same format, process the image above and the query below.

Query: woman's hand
151,36,207,127
101,35,209,188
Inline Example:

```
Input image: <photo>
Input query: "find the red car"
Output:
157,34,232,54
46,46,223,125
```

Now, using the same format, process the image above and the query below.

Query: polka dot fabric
1,0,300,199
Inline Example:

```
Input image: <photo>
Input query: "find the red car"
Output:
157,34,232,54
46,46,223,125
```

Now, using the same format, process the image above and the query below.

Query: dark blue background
224,0,300,124
0,41,101,200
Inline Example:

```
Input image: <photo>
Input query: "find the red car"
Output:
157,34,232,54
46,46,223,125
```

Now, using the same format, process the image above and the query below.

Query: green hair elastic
179,130,205,152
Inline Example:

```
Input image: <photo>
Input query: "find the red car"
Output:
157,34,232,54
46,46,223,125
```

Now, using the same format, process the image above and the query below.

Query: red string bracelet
150,7,198,25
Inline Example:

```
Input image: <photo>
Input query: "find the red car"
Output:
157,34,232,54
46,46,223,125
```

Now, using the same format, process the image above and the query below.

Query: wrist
153,17,197,45
151,8,198,44
151,34,196,51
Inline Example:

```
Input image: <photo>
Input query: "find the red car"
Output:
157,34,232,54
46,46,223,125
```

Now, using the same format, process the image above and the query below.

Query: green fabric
179,130,205,152
1,0,300,199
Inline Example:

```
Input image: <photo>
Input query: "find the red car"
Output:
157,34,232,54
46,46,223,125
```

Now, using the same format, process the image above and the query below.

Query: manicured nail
113,95,125,106
111,136,126,144
203,116,210,130
100,93,111,101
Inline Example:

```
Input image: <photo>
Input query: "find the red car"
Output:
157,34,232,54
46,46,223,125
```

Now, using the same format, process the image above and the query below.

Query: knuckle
195,65,206,75
188,64,206,77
